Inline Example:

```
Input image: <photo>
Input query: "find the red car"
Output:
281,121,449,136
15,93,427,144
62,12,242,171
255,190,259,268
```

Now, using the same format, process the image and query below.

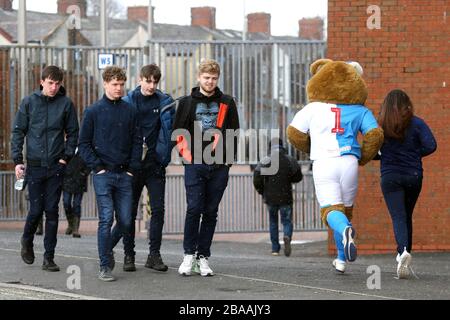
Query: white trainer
396,249,412,279
332,259,346,273
198,256,214,277
178,254,195,276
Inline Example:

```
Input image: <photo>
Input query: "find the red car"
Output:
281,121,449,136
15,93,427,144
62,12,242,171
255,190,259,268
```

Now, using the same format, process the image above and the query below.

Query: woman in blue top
377,89,437,279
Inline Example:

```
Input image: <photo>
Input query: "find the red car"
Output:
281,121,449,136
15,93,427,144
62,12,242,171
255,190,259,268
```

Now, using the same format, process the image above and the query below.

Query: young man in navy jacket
110,64,175,272
78,66,142,282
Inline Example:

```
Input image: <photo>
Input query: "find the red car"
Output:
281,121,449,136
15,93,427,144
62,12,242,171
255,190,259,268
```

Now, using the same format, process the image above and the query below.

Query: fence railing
0,169,324,233
0,41,326,166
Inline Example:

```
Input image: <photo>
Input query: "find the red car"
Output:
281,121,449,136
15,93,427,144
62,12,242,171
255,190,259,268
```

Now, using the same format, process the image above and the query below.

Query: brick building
327,0,449,254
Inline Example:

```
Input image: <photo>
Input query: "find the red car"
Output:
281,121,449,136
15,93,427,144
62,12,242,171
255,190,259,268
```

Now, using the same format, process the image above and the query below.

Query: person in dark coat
253,138,303,256
62,151,90,238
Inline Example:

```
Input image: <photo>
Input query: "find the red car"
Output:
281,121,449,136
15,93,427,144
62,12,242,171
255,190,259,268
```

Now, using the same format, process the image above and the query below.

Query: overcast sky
12,0,328,36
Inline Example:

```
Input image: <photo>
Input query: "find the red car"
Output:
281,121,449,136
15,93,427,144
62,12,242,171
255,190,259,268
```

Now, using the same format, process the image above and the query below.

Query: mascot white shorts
312,155,358,207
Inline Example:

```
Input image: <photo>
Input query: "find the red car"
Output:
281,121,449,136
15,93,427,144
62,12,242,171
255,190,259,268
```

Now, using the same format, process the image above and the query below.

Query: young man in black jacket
11,65,79,272
253,139,303,257
78,66,142,282
110,64,175,272
173,59,240,276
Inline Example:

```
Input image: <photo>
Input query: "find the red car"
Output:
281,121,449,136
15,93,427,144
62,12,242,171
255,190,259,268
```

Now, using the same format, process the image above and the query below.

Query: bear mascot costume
287,59,384,273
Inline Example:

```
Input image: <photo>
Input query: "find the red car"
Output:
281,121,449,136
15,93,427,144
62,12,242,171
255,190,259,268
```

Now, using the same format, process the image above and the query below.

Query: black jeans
22,164,65,260
381,173,422,254
111,163,166,257
183,164,230,258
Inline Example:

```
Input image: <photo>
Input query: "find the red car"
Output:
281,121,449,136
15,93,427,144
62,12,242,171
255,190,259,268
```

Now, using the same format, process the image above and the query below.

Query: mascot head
306,59,368,105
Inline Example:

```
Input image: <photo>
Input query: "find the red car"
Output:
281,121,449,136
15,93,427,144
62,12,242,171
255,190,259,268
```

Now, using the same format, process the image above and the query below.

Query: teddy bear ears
310,59,364,76
310,59,333,75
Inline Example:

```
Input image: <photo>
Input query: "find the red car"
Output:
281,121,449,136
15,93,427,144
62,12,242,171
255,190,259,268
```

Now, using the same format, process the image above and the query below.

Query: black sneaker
20,237,35,265
42,258,60,272
145,254,168,272
98,267,115,282
123,255,136,272
283,236,292,257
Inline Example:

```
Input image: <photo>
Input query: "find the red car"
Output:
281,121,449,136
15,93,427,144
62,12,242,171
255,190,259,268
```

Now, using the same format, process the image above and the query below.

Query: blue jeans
381,173,422,254
111,164,166,256
22,164,65,260
93,171,134,268
183,164,230,258
268,205,293,253
63,191,83,218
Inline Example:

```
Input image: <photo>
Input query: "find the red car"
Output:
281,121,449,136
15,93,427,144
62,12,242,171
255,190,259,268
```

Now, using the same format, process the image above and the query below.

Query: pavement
0,227,449,305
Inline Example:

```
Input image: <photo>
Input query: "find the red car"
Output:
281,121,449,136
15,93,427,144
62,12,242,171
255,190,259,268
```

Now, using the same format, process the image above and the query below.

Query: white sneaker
198,256,214,277
396,250,412,279
332,259,346,273
178,254,195,276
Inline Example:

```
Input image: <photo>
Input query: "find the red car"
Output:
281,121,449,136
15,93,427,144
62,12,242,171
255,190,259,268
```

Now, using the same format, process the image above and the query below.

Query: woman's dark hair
378,89,414,140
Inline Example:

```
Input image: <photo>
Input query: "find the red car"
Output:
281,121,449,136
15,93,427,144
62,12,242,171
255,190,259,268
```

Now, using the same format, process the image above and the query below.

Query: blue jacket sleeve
418,120,437,157
129,108,143,173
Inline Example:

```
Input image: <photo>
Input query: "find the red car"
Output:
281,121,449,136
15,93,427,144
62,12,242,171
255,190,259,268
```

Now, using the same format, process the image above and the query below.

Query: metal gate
0,40,326,231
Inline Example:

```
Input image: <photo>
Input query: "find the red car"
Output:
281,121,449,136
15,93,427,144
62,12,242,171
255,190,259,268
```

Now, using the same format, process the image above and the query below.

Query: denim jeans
381,173,422,254
63,191,83,218
93,171,133,268
268,205,293,253
183,164,230,258
22,164,65,260
111,164,166,256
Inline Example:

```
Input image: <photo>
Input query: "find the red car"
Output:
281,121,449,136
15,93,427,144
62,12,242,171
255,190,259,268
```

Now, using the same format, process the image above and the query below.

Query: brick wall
191,7,216,29
57,0,87,18
298,17,324,40
0,49,11,170
247,13,271,35
327,0,449,254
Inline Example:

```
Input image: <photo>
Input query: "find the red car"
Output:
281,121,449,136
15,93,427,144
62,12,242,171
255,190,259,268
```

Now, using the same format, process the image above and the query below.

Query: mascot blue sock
327,210,357,262
333,230,346,262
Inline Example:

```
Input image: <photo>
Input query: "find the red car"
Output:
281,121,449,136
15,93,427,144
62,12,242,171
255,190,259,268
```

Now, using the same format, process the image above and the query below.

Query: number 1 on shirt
331,107,345,134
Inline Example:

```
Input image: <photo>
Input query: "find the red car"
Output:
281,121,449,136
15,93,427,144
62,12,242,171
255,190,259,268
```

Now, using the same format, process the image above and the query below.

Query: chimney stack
247,13,271,35
191,7,216,29
127,6,155,22
298,17,324,40
57,0,87,18
0,0,12,11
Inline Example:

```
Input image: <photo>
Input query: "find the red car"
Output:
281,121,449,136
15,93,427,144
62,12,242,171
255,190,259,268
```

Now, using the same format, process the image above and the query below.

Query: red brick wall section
191,7,216,29
327,0,449,254
57,0,87,18
298,17,324,40
247,13,271,35
0,0,12,11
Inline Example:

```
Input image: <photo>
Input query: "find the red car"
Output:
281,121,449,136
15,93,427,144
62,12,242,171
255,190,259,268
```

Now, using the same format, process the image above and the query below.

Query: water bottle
15,178,26,191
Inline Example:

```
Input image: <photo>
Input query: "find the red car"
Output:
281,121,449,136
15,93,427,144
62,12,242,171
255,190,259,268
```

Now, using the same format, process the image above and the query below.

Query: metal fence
0,170,324,233
0,40,326,232
0,41,326,165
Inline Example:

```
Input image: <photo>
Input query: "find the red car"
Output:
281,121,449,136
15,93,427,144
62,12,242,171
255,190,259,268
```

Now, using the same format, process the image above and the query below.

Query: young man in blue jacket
110,64,175,272
11,66,79,272
78,66,142,282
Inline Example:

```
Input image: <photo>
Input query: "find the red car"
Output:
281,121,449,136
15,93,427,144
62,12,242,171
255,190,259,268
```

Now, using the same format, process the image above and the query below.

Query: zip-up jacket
11,86,79,167
123,87,175,167
253,145,303,205
172,87,240,165
78,95,142,175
